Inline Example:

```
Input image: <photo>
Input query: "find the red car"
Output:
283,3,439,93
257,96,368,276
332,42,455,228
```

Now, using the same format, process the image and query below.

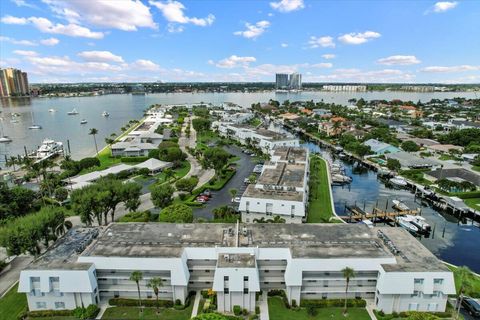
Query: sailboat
0,118,12,143
28,109,42,130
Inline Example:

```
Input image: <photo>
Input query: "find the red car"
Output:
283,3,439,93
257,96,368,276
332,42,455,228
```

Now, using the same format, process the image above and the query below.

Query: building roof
427,144,463,152
134,158,172,171
385,152,441,168
364,139,399,154
426,168,480,187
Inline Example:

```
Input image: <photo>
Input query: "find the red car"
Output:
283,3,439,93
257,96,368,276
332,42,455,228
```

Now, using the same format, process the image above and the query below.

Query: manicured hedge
452,191,480,199
300,298,366,308
27,310,73,317
108,298,173,307
375,310,452,320
121,156,149,163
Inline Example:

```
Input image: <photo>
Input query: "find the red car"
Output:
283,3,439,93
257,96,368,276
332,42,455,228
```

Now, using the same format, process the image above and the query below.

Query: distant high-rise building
0,68,29,97
289,73,302,90
275,73,289,90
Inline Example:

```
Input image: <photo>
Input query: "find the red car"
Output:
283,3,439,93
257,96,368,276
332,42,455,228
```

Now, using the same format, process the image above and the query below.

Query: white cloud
270,0,304,12
311,63,333,68
433,1,458,13
149,0,214,28
420,65,480,73
377,55,421,65
281,43,288,48
321,54,335,59
338,31,381,45
77,51,125,63
11,0,38,8
213,55,256,68
167,23,185,33
1,15,28,24
13,50,38,56
28,17,104,39
130,59,161,71
40,37,59,46
42,0,157,31
308,36,335,48
234,20,270,39
0,36,37,46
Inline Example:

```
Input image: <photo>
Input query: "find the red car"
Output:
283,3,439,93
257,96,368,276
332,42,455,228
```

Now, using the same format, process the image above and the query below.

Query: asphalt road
193,145,256,220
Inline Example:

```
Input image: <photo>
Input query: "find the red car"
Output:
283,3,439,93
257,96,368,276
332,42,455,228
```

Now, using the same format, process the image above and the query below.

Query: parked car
233,197,241,203
200,189,211,197
462,297,480,318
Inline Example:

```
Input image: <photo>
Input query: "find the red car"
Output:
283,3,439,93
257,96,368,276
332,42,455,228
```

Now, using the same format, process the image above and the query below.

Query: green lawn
101,305,193,320
464,198,480,211
473,166,480,173
307,156,335,223
448,264,480,298
268,297,371,320
0,284,27,320
439,154,462,161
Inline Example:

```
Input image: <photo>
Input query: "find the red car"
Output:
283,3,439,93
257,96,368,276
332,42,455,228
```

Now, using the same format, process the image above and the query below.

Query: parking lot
193,145,257,220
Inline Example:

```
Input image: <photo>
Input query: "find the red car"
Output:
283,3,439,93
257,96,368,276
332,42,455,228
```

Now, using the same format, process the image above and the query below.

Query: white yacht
34,139,64,159
389,177,408,188
48,108,56,113
80,119,88,124
392,200,410,211
405,215,431,233
396,216,419,233
102,111,110,117
0,136,12,143
67,108,79,115
28,124,42,130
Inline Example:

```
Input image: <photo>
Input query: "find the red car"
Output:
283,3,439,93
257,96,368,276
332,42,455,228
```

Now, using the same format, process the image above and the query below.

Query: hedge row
375,310,452,320
121,156,150,163
451,190,480,199
300,298,366,308
108,298,174,308
26,310,73,317
267,290,290,308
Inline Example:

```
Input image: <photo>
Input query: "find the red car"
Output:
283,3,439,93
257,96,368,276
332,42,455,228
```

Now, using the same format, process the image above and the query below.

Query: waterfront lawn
464,198,480,211
399,169,432,186
268,297,371,320
101,305,193,320
0,284,27,320
308,156,334,223
473,166,480,173
448,265,480,298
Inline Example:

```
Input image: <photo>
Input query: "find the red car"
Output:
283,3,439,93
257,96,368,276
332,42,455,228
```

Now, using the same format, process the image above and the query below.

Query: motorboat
28,124,42,130
360,219,374,228
389,177,408,188
34,139,63,159
331,174,353,185
0,136,12,143
67,108,79,115
396,216,419,233
80,119,88,124
405,215,431,233
48,108,56,113
102,111,110,117
392,200,410,211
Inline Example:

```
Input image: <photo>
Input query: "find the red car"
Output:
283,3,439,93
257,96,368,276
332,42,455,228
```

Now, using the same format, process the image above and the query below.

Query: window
414,278,424,284
243,276,248,282
411,291,421,298
224,276,229,282
224,288,229,294
244,288,248,294
36,302,47,309
434,279,443,285
264,270,270,273
205,270,210,273
433,291,441,298
54,302,65,309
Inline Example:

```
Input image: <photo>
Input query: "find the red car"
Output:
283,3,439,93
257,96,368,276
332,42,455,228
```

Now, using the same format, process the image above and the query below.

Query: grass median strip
308,155,334,223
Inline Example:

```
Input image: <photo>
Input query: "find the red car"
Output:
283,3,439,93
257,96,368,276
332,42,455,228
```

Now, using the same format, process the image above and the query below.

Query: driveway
193,145,256,220
0,255,33,297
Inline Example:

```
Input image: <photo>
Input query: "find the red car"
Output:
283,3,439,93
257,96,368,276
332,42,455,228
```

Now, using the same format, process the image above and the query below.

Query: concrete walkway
190,290,201,318
95,303,109,319
0,255,33,297
365,301,378,320
259,291,269,320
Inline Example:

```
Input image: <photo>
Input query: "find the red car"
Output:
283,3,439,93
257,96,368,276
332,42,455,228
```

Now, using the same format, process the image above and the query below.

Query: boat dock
341,205,420,224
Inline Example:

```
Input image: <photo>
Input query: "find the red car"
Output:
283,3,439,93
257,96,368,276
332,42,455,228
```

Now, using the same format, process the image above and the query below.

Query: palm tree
455,266,473,319
6,156,18,171
130,271,144,311
229,188,238,201
146,277,164,312
342,267,355,315
89,128,99,157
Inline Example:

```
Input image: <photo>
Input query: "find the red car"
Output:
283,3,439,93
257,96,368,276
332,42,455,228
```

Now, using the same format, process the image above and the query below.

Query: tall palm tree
6,156,18,171
130,271,144,310
89,128,99,157
229,188,238,201
342,267,355,315
146,277,164,312
455,266,473,319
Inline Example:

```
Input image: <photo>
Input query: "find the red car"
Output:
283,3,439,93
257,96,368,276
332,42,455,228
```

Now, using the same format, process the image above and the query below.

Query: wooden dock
343,205,420,223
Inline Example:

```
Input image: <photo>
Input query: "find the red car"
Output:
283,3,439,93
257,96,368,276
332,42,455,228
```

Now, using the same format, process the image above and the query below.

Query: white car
233,197,241,203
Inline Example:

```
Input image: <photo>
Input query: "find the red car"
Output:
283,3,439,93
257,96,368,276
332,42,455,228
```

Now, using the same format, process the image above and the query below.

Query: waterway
1,91,479,272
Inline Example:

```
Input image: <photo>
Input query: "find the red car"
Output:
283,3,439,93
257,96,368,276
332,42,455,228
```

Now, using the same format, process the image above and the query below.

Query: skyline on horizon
0,0,479,84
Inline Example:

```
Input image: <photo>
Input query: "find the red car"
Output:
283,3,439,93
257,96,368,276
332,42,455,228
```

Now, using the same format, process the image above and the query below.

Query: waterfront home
239,147,309,223
426,144,463,154
377,118,407,131
425,168,480,188
18,223,455,314
385,152,441,170
364,139,400,155
449,119,480,130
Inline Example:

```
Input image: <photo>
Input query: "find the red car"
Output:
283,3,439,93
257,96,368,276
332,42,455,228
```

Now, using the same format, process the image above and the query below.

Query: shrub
307,306,318,316
233,305,242,316
255,306,260,315
300,299,366,308
175,299,182,305
242,308,248,315
109,298,173,307
159,203,193,223
291,299,297,308
119,211,151,222
121,156,149,163
27,310,73,318
78,157,100,170
71,304,99,320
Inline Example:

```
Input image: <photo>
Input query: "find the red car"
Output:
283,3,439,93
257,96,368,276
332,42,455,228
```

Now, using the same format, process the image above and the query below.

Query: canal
303,141,480,273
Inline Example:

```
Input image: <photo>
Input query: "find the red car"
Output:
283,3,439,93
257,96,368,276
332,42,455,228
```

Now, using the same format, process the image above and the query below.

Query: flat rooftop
271,147,308,163
257,162,306,187
242,184,304,201
30,223,447,273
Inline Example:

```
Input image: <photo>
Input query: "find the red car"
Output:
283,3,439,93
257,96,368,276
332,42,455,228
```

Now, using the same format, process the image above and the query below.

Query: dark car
462,297,480,318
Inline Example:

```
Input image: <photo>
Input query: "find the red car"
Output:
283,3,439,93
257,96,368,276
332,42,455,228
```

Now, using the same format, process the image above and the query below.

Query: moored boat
405,215,431,233
67,108,79,115
102,111,110,117
80,119,88,124
392,199,410,211
389,177,407,188
396,216,419,233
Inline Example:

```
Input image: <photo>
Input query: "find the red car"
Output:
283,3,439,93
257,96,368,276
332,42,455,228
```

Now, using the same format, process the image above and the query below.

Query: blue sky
0,0,479,83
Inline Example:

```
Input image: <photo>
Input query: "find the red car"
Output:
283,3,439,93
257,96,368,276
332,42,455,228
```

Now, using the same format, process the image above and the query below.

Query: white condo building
18,223,455,314
239,147,309,223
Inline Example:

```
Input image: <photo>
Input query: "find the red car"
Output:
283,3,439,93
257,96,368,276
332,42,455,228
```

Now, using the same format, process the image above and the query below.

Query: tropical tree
130,271,144,310
6,156,19,171
229,188,238,201
151,184,175,208
342,267,355,315
146,277,164,312
455,266,473,319
89,128,99,157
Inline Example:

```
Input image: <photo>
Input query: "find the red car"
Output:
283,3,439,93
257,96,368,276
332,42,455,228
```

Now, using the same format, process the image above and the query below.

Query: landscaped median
307,155,340,223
